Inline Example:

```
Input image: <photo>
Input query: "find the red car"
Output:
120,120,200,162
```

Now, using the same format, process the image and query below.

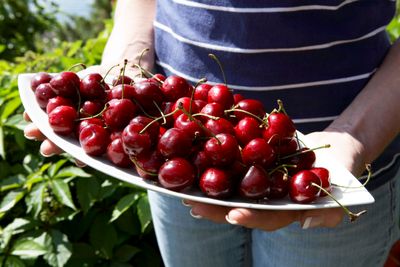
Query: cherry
267,170,290,199
134,150,164,180
199,102,225,122
310,167,331,197
133,80,164,114
130,115,160,144
158,157,195,191
284,148,316,174
76,118,104,137
31,72,52,91
234,99,266,121
194,83,212,102
199,168,233,199
161,75,190,102
192,150,212,178
273,138,298,156
148,73,166,84
106,137,132,168
204,117,235,136
79,100,104,117
79,124,110,156
174,114,204,140
171,97,198,120
79,73,107,100
122,123,152,156
50,71,80,98
203,133,239,167
35,83,57,109
109,84,137,100
234,117,263,146
46,96,74,114
103,98,137,130
233,93,245,105
207,84,234,110
242,138,276,169
289,170,321,204
157,128,192,158
112,75,133,86
48,105,77,136
263,112,296,145
239,165,270,199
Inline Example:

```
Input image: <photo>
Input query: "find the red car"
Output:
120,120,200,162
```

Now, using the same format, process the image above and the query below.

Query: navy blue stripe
157,0,395,49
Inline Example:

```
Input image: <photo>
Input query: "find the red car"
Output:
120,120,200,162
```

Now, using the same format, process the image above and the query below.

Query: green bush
0,21,161,267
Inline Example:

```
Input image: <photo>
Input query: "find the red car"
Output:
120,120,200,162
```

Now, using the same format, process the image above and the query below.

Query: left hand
184,130,366,231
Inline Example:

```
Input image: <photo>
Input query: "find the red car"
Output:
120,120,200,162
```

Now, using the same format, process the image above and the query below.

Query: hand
184,129,366,231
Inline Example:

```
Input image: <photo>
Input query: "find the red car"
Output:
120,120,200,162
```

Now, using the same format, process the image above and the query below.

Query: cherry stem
139,108,179,134
153,100,167,125
102,63,120,84
280,144,331,160
131,98,157,119
121,59,129,99
332,164,372,188
268,164,297,176
208,54,227,86
76,103,109,121
224,107,264,123
276,99,288,115
190,77,207,114
67,63,87,71
138,48,150,78
311,182,367,222
129,156,158,177
192,113,220,121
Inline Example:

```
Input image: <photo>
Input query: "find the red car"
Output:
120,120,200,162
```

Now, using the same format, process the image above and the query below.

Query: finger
23,111,31,122
24,123,46,141
299,208,344,229
225,208,301,231
184,200,231,224
74,159,87,168
40,139,63,157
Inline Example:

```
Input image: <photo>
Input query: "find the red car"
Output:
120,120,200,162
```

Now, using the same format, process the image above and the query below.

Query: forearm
101,0,156,70
328,39,400,165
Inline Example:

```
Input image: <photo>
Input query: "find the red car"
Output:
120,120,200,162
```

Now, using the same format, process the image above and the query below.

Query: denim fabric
148,170,400,267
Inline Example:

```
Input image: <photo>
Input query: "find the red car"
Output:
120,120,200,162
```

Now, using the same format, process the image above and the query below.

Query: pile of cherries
30,66,336,206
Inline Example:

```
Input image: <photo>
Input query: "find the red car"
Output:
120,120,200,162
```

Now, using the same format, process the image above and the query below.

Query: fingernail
74,160,86,168
40,150,56,158
225,210,241,225
302,216,323,229
182,199,191,207
24,134,38,141
190,209,202,219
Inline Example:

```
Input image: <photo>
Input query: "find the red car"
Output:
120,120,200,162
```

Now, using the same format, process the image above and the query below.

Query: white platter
18,72,375,210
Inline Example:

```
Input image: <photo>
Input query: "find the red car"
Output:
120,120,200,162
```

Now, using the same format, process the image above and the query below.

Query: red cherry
289,170,321,204
122,123,152,156
148,73,166,84
79,73,107,100
79,124,110,156
157,128,192,158
134,150,164,180
194,83,212,101
207,84,234,110
48,105,77,136
284,148,316,175
263,112,296,145
239,165,270,199
161,75,190,102
171,97,198,120
191,150,212,178
79,100,104,118
133,80,164,114
76,118,104,138
203,133,239,167
310,167,331,197
35,83,56,109
242,138,276,169
174,114,204,140
46,96,74,114
112,75,133,86
109,84,137,100
31,72,52,91
106,137,131,168
199,102,225,122
103,98,137,130
158,158,195,191
273,138,298,156
234,117,263,146
233,93,245,105
234,99,266,121
199,168,233,199
267,170,290,199
50,71,80,98
204,117,235,136
129,115,160,144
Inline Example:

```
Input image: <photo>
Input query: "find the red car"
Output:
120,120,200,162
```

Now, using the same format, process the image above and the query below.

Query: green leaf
89,214,118,260
4,114,28,131
0,174,24,192
110,193,139,223
43,230,73,267
136,195,152,233
10,238,47,258
65,243,97,267
67,40,83,57
114,244,141,263
0,189,25,213
48,159,68,178
0,126,5,159
1,97,21,122
76,177,100,213
54,166,91,179
49,180,76,210
4,256,26,267
25,183,47,218
0,218,38,251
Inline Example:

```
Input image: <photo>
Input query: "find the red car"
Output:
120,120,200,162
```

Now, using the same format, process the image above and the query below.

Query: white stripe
173,0,362,13
154,21,387,53
156,60,375,91
293,116,338,124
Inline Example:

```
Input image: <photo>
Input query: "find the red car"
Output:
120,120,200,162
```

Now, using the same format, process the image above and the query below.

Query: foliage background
0,1,399,266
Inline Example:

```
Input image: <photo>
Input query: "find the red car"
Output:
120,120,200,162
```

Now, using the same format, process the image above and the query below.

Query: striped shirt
154,0,400,189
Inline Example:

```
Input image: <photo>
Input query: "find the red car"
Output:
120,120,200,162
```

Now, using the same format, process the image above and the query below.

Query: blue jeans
148,172,400,267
